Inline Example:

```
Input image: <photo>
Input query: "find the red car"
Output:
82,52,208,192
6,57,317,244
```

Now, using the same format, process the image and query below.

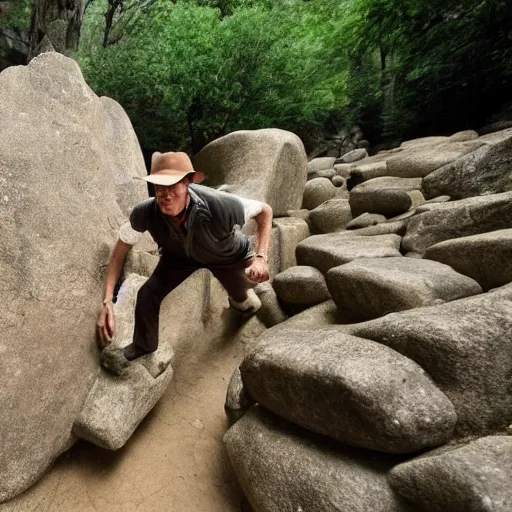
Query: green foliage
78,0,347,150
336,0,512,139
0,0,32,31
78,0,512,150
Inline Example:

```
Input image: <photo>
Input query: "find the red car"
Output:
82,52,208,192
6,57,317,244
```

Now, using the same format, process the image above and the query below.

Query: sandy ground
1,315,261,512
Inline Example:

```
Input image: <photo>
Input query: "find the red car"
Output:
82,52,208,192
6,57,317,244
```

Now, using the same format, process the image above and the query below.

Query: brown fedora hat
136,151,206,186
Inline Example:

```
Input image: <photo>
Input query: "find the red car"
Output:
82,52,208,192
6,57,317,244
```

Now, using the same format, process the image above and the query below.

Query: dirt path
1,318,260,512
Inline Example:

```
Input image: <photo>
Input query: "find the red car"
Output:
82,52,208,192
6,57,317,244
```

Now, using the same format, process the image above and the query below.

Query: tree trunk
27,0,83,62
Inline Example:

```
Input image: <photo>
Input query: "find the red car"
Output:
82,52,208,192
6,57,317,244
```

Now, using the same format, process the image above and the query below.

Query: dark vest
129,184,251,266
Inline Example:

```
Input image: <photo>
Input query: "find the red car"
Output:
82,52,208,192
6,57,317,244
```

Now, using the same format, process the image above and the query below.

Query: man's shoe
229,288,262,314
123,343,153,361
100,345,132,376
100,343,154,376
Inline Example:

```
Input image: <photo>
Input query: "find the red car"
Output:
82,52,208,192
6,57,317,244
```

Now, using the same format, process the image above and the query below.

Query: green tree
78,0,347,151
0,0,32,31
336,0,512,140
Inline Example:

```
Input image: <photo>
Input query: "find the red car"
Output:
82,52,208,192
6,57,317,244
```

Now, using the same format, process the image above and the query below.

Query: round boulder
308,168,336,181
448,130,479,142
307,157,336,174
331,175,346,187
192,128,308,216
309,199,352,233
349,188,412,218
337,148,368,164
302,177,337,210
273,266,330,307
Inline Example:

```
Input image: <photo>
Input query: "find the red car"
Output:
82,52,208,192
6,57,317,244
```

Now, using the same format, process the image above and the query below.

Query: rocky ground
0,298,263,512
2,52,512,512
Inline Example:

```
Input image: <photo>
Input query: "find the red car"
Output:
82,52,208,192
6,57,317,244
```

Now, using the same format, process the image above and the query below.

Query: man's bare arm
97,239,133,347
246,203,273,283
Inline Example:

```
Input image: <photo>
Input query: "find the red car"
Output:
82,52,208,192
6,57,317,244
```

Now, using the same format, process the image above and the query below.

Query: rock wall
225,127,512,512
0,52,147,501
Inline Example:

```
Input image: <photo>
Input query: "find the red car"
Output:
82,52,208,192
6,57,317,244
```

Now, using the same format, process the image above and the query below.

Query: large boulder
272,266,330,308
338,148,368,163
326,258,482,321
225,407,412,512
100,97,148,215
271,217,310,272
402,191,512,254
349,188,412,218
386,140,485,178
309,198,352,233
352,176,422,192
422,134,512,199
424,229,512,291
302,177,337,210
0,53,146,501
297,232,402,274
192,128,307,216
73,274,174,449
390,436,512,512
240,329,456,453
351,285,512,436
307,156,336,174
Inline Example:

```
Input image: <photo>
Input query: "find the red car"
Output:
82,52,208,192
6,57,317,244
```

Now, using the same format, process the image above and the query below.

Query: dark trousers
132,254,252,353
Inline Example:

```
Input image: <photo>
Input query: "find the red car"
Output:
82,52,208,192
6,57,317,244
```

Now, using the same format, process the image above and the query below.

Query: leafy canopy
78,0,512,150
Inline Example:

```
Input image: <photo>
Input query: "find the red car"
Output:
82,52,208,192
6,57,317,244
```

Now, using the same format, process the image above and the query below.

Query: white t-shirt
119,194,264,245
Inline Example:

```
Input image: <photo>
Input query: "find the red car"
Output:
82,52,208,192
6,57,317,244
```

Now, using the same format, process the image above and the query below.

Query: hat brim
135,170,206,186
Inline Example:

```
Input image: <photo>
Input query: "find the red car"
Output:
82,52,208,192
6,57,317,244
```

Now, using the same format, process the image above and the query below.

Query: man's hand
97,301,115,348
245,258,270,283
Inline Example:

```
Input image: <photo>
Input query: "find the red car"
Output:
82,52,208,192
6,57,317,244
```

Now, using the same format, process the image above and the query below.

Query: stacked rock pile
225,127,512,512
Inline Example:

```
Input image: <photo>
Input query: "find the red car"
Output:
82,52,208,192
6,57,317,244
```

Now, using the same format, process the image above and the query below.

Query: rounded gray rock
307,157,336,173
338,148,368,163
448,129,479,142
302,177,337,210
240,329,457,453
326,257,482,321
297,232,402,274
225,407,412,512
273,266,330,306
350,188,412,217
192,128,308,216
308,198,352,233
390,436,512,512
424,229,512,291
353,176,422,192
308,168,336,180
350,285,512,436
331,175,346,187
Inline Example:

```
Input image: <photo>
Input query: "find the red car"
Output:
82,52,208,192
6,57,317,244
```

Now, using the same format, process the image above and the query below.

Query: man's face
155,179,189,216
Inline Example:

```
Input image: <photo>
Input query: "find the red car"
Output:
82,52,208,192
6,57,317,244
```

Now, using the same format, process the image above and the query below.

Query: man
98,151,272,374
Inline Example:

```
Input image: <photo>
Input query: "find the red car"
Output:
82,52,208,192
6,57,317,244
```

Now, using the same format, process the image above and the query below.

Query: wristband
255,252,268,263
